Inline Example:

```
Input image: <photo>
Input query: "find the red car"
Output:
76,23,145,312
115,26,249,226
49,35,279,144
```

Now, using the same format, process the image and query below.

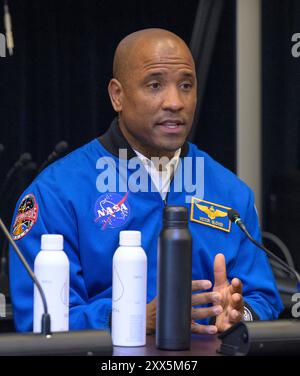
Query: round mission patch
12,194,38,240
94,192,131,230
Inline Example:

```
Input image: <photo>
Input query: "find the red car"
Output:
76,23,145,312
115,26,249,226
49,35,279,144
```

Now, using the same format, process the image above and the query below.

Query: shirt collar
133,148,181,172
98,117,189,159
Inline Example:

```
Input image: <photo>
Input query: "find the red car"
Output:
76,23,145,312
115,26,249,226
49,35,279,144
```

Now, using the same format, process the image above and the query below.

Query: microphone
0,216,113,355
9,161,38,193
228,209,247,231
4,152,31,179
6,161,38,200
38,141,68,173
9,152,31,171
228,208,300,285
0,153,32,198
4,0,14,56
0,216,51,334
218,209,300,356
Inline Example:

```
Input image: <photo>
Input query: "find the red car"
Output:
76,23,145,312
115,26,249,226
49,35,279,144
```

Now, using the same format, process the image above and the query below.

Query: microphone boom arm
228,209,300,286
0,217,51,334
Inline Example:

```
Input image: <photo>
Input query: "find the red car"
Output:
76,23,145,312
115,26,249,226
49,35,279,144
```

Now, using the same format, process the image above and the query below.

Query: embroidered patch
190,197,231,233
94,192,131,230
12,194,38,240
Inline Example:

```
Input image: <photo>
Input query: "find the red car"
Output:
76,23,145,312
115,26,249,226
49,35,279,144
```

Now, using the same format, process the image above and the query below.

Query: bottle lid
163,206,188,222
41,234,64,251
119,231,141,246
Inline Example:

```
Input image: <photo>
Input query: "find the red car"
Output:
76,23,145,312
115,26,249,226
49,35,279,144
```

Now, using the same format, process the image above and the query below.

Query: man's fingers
229,278,243,295
192,280,212,292
213,253,227,288
191,292,221,306
231,293,244,311
191,305,223,320
229,309,243,323
146,297,157,334
191,322,218,335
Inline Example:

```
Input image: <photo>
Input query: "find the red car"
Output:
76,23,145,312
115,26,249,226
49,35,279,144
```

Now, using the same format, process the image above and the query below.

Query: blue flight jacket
9,119,283,332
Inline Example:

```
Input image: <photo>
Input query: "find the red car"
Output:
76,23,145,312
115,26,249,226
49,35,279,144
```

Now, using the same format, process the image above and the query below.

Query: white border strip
236,0,262,218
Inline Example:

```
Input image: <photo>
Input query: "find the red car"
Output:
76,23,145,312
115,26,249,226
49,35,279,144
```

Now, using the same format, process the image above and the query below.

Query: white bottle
112,231,147,347
33,234,69,333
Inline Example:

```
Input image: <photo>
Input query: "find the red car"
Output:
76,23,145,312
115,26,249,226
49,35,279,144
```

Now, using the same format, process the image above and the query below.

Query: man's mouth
156,120,185,132
164,123,181,129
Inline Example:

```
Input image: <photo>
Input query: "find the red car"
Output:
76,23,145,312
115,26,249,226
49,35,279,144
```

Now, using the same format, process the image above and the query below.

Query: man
10,29,283,334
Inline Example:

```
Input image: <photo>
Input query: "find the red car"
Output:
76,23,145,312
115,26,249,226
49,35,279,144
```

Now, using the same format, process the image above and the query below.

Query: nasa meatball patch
94,192,131,230
12,194,38,240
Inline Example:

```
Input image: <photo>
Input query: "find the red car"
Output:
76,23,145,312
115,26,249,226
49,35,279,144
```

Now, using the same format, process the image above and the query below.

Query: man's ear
108,78,123,112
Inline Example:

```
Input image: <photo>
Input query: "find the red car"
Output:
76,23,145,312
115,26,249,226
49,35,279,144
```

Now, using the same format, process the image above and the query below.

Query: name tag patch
190,197,231,233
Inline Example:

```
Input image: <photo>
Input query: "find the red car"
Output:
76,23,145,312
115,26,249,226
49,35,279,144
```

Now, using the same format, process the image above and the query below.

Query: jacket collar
98,117,189,159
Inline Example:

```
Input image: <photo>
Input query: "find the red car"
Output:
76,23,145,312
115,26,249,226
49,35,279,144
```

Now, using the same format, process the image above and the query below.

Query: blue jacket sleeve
9,180,112,332
228,190,284,320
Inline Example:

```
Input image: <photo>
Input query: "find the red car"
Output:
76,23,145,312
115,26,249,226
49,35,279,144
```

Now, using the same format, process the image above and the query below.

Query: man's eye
180,82,192,90
148,82,161,90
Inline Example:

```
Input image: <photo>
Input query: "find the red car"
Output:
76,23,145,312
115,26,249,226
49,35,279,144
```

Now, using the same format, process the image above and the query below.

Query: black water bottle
156,206,192,350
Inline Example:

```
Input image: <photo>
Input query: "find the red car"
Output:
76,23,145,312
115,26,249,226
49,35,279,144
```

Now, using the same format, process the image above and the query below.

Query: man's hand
146,280,224,335
146,297,157,334
213,253,244,332
190,279,223,335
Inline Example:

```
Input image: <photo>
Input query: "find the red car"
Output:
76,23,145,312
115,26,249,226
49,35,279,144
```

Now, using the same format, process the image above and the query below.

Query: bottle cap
41,234,64,251
119,231,141,246
163,206,188,222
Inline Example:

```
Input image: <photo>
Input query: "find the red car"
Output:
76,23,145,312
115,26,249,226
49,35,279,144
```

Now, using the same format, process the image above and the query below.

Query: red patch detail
12,194,38,240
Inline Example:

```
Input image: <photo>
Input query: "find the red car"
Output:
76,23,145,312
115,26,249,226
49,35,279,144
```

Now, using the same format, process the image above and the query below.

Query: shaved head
113,28,194,84
108,28,197,158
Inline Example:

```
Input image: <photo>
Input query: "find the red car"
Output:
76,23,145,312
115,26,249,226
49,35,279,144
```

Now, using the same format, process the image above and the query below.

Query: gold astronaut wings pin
190,197,232,232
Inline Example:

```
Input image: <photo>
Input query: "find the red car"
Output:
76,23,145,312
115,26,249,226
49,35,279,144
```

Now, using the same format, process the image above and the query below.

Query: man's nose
162,86,184,111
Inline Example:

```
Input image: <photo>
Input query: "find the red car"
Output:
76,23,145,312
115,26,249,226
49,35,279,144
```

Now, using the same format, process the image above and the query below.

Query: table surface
113,334,221,356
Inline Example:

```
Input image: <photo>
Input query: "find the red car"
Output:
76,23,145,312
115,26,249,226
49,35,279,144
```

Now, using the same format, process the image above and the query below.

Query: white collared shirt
133,148,181,201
